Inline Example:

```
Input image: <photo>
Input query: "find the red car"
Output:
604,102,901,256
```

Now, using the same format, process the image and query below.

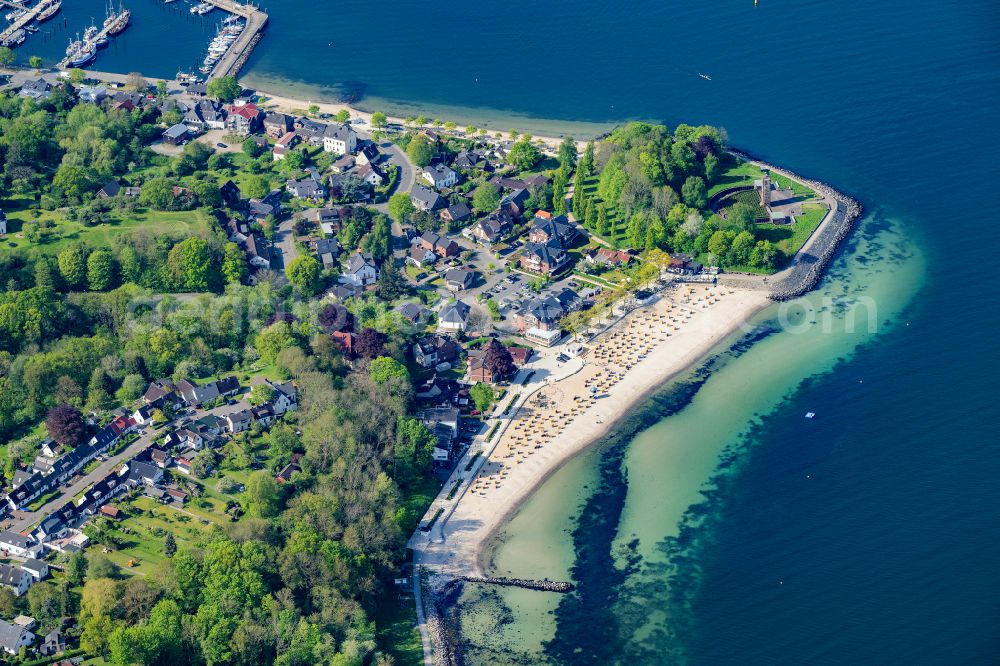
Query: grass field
101,495,219,574
0,197,215,255
375,473,441,666
756,202,831,265
707,161,765,197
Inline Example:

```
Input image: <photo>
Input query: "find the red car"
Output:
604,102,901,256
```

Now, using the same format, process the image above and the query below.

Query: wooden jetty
203,0,268,79
0,0,58,47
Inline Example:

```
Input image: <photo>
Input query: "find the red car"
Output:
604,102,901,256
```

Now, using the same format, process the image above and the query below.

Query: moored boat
36,0,62,23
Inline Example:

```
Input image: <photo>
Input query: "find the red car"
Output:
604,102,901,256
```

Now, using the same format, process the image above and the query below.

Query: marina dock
202,0,268,78
0,0,58,48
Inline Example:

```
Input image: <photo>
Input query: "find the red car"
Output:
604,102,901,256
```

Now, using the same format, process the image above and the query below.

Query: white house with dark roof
19,559,48,582
438,300,471,332
0,564,32,596
0,531,42,559
410,185,444,211
0,618,34,654
339,252,379,287
422,163,459,189
323,123,358,155
287,177,327,201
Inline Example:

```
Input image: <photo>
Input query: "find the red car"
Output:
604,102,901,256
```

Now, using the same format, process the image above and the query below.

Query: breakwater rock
459,575,575,592
729,149,863,302
422,574,575,665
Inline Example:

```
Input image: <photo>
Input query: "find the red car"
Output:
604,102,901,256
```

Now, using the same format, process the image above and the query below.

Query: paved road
373,139,416,217
4,399,253,534
272,217,298,275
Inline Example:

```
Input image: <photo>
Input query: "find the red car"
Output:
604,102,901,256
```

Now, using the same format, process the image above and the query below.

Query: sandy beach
413,284,770,584
256,90,576,152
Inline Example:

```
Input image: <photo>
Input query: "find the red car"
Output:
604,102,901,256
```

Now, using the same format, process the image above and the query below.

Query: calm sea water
17,0,1000,662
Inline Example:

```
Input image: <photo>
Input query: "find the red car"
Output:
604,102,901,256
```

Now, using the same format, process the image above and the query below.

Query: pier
202,0,268,79
0,0,57,47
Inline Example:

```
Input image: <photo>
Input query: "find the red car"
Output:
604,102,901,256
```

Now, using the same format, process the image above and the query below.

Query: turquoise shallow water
19,0,1000,661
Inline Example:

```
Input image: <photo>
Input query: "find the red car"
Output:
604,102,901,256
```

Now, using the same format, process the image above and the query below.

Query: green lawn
375,586,425,666
707,161,765,197
0,199,215,255
755,202,831,266
101,495,219,574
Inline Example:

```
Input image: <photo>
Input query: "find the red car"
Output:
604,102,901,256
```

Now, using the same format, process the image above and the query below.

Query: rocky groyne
422,574,574,665
729,149,864,301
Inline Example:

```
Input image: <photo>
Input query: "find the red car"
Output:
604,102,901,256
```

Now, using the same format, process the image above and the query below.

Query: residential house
39,629,65,657
438,301,471,333
415,231,459,258
339,252,379,287
143,379,179,406
96,181,121,199
276,462,301,483
528,215,578,247
331,154,356,173
468,338,517,383
586,247,632,267
440,202,472,225
445,268,476,291
0,619,34,654
251,377,298,414
20,559,48,583
226,103,262,136
126,461,163,487
397,302,429,324
163,427,204,452
263,112,293,138
410,185,444,211
175,458,193,475
516,296,567,346
78,85,107,104
454,150,485,172
150,448,172,469
500,188,531,218
407,245,437,268
226,410,253,433
272,131,300,160
355,163,386,187
220,180,242,207
301,207,347,235
519,241,569,275
310,237,341,269
184,99,226,131
251,405,276,427
413,335,462,369
17,78,50,101
244,233,272,269
100,505,123,520
331,331,355,358
356,143,380,166
422,164,458,189
294,117,328,146
162,123,190,145
287,177,326,201
0,532,43,559
0,565,32,596
465,212,513,245
322,123,357,155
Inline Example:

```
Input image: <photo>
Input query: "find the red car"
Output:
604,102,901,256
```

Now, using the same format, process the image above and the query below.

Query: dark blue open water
17,0,1000,661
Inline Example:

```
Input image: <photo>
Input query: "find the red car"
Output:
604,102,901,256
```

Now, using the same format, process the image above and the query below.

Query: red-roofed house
226,103,262,136
331,331,355,359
